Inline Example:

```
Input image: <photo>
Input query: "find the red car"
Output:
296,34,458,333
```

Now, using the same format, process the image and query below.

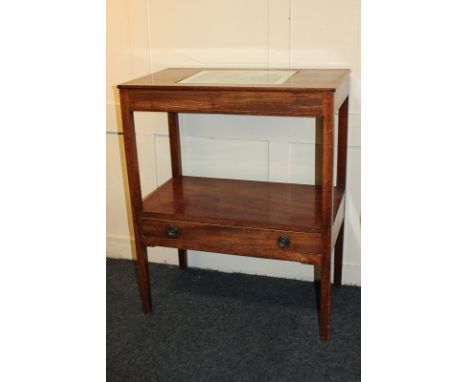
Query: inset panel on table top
142,176,344,233
118,68,350,91
177,70,296,85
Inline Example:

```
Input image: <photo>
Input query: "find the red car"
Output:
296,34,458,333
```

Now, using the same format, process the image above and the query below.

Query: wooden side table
118,68,350,340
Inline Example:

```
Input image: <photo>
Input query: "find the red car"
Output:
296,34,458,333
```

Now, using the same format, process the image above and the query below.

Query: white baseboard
106,234,134,260
106,235,361,286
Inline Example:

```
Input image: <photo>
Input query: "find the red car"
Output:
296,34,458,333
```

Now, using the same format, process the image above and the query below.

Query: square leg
135,241,152,313
334,224,344,287
178,249,187,268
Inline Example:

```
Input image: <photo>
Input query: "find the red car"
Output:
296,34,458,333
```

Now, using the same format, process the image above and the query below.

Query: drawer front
141,219,322,265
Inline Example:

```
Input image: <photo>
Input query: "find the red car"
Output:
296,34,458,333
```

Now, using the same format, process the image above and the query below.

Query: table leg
320,261,332,340
119,89,152,313
334,96,349,287
135,241,152,313
334,224,344,287
168,112,188,269
178,249,187,269
319,92,335,340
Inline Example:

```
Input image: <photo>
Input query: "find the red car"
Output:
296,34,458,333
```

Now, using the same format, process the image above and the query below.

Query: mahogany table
118,68,350,340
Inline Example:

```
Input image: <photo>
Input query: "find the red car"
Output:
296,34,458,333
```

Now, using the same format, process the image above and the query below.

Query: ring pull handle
277,235,290,248
166,225,179,238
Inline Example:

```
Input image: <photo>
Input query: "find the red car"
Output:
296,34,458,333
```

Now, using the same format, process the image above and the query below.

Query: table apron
127,89,325,117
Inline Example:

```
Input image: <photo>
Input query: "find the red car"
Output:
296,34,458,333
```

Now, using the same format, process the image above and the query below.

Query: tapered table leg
334,96,349,287
120,89,152,313
318,92,335,341
334,224,344,287
178,249,187,269
135,241,152,313
168,112,188,269
319,263,331,340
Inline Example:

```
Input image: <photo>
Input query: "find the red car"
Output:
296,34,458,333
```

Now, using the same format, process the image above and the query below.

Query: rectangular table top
118,68,350,92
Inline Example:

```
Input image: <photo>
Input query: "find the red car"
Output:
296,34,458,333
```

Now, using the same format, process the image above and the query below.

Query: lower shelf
139,176,345,265
142,176,344,233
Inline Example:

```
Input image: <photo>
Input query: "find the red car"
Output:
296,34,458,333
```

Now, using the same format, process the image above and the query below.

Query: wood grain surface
142,176,345,233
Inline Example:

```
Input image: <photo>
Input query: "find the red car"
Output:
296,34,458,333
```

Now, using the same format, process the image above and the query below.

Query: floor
107,258,360,382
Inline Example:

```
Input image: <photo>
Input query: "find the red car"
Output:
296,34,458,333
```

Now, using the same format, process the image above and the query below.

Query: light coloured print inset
178,70,296,85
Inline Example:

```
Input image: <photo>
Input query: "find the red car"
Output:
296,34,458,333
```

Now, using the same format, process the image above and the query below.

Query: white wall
107,0,361,285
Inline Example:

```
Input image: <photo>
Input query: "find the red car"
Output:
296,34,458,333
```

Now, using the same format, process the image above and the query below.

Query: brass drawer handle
277,235,290,248
166,225,179,238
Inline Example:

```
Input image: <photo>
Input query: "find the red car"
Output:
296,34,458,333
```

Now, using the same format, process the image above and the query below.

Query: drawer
140,218,322,265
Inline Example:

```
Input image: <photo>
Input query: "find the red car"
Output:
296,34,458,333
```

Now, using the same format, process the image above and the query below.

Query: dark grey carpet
107,258,360,382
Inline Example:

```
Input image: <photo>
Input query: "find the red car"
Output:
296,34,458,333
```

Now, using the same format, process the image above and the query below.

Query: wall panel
106,0,361,284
